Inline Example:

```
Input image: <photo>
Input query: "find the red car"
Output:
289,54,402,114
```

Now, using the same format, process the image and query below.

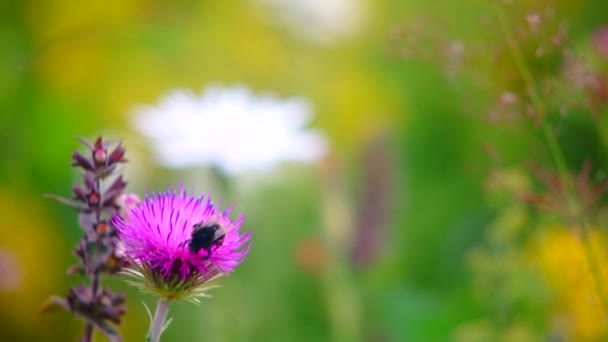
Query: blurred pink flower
114,193,141,219
593,27,608,59
0,248,22,292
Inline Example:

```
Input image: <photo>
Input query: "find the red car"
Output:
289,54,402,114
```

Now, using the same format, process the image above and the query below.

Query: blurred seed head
393,2,596,127
487,91,522,123
525,12,543,34
525,162,608,224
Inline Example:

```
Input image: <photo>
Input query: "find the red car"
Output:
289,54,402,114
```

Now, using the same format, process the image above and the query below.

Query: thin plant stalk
148,299,171,342
494,3,608,320
83,321,93,342
83,178,104,342
82,273,99,342
579,217,608,314
320,167,362,342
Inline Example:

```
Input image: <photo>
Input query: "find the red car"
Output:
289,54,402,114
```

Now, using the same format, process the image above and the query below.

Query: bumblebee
185,222,226,259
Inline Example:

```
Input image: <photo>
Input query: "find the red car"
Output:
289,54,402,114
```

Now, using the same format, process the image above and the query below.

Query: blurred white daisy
132,84,328,175
256,0,363,44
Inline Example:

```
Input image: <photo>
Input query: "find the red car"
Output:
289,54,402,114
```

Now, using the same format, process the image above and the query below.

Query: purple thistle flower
112,185,251,301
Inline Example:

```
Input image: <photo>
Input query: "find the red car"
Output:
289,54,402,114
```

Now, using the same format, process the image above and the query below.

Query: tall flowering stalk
492,3,608,321
394,1,608,338
42,137,130,342
113,186,252,342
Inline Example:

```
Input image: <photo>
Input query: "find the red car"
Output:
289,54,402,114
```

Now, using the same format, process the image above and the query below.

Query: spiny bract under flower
112,186,251,300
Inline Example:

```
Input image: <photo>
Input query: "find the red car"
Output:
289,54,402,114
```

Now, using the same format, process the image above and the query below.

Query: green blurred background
2,0,608,341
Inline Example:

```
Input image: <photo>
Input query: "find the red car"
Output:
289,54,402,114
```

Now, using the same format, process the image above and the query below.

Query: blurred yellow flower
536,227,608,341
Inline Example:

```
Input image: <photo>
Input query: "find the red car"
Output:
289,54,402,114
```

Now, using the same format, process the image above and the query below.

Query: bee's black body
187,222,226,258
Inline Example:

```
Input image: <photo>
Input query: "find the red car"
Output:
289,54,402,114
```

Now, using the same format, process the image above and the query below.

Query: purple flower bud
87,190,101,207
103,176,128,207
72,152,94,171
108,145,127,164
95,221,111,236
66,286,127,328
73,185,88,202
93,148,108,167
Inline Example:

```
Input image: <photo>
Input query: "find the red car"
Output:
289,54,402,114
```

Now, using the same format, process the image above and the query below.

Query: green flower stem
321,172,362,342
579,217,608,316
493,2,608,320
148,299,171,342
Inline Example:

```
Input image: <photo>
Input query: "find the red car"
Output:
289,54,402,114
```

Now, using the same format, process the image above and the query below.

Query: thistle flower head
112,186,251,301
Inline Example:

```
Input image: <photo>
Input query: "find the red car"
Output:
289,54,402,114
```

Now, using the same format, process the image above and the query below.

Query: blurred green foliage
2,0,608,341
